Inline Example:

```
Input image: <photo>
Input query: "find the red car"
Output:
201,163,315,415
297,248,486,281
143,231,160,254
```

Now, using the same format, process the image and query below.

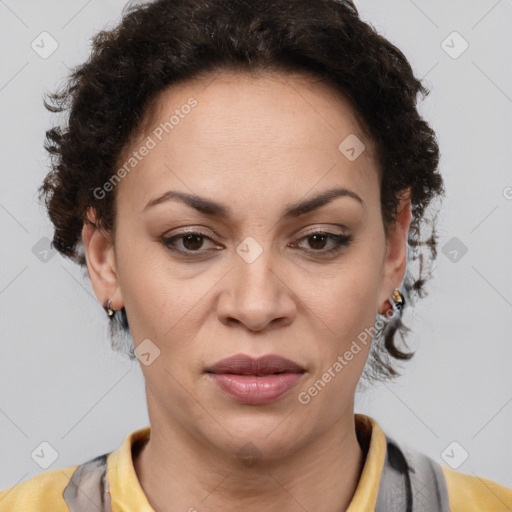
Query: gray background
1,0,511,493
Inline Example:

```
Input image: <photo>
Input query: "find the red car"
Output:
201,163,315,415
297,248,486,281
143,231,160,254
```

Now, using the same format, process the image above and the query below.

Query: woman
1,0,510,510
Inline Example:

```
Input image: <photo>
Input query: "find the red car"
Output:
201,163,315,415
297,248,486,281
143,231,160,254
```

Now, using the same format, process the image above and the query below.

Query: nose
215,243,296,332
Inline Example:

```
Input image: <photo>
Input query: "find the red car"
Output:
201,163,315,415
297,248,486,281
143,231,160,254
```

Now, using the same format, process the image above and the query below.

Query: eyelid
297,224,349,236
163,226,216,238
163,224,349,242
160,224,353,259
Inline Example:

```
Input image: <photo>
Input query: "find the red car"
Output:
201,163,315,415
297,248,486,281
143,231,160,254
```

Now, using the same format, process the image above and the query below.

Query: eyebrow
142,186,365,218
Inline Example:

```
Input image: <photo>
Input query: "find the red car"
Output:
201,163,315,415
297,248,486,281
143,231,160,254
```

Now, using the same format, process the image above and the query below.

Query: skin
82,70,412,512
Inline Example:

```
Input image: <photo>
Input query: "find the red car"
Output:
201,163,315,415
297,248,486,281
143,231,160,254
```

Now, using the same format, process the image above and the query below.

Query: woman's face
84,70,410,459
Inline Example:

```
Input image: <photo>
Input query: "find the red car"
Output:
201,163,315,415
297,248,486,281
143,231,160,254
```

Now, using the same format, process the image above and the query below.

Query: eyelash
160,230,352,258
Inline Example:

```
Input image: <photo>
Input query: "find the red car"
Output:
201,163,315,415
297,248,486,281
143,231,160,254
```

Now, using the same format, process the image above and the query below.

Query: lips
205,354,306,404
205,353,305,375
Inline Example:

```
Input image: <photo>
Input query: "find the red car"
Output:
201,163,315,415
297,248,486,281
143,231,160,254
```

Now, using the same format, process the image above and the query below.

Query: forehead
114,70,379,214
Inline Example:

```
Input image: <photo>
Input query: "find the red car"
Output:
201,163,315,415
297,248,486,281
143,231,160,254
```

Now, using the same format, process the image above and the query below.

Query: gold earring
106,299,115,318
391,288,404,310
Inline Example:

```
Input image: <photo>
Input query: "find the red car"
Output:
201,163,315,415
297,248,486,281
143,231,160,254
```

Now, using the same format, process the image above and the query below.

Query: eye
160,228,352,258
293,231,352,256
160,231,220,255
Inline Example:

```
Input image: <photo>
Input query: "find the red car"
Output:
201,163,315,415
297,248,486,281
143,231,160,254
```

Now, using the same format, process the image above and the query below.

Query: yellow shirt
1,414,510,511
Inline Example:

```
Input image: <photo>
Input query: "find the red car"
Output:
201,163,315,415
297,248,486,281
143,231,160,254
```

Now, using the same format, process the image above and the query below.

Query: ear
81,207,123,312
377,188,412,315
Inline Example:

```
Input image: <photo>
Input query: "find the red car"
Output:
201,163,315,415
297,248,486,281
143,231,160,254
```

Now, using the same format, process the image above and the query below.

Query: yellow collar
106,413,387,511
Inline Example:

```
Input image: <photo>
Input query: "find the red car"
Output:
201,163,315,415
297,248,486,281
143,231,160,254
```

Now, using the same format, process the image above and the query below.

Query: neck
134,408,366,512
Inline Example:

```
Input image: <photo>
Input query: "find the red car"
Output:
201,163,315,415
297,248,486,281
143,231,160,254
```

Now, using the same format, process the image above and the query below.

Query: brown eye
295,231,352,256
307,233,329,250
161,231,219,255
181,233,205,251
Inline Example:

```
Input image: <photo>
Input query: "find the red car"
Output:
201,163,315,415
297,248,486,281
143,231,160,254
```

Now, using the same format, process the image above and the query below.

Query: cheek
295,244,383,388
116,247,218,370
122,271,193,344
114,233,180,342
304,246,382,333
298,275,378,415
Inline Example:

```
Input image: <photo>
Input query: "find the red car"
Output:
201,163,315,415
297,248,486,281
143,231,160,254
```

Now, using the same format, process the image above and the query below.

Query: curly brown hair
38,0,445,383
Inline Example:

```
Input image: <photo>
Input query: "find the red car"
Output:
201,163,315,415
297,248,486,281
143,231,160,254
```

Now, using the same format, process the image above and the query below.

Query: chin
202,410,311,458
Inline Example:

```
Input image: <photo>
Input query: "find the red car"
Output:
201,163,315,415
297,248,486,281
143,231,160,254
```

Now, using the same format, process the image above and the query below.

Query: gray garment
62,453,112,511
375,435,450,512
62,434,450,511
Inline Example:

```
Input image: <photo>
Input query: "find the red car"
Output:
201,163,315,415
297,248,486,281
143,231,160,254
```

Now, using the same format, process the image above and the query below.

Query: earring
391,288,405,311
105,299,115,318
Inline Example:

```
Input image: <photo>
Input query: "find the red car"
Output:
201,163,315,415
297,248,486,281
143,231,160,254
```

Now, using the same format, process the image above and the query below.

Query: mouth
205,353,306,375
205,353,306,405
